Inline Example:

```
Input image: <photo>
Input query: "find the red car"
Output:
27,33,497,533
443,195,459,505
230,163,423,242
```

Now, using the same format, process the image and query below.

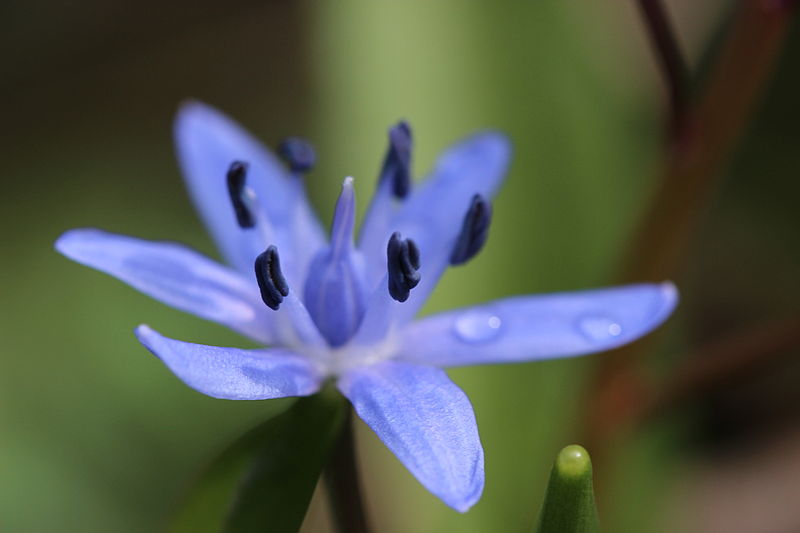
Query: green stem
324,409,372,533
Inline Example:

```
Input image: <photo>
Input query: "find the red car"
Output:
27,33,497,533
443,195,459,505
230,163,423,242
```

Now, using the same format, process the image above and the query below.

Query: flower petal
338,361,484,512
272,293,329,352
351,133,511,342
397,282,678,367
360,132,512,321
56,228,274,344
174,100,325,282
346,273,401,348
136,325,322,400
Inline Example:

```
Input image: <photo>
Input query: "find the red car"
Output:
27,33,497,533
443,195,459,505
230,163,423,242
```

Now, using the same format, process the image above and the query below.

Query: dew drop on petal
577,315,623,343
454,309,503,343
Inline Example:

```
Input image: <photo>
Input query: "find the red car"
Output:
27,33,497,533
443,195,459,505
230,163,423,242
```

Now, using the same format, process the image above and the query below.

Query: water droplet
578,315,623,343
454,310,503,343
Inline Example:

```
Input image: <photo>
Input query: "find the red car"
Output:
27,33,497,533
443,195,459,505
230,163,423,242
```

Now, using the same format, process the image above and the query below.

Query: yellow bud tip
556,444,591,478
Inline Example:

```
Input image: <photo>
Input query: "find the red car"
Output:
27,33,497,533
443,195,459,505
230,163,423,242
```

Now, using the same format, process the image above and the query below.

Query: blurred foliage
0,1,797,533
170,388,346,533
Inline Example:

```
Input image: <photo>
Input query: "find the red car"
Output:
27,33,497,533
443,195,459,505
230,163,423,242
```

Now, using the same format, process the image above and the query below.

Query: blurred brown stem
581,0,795,457
624,0,794,284
636,0,690,135
643,315,800,419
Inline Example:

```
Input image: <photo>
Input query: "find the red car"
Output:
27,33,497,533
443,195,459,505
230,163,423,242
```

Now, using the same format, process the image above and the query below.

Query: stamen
226,161,255,228
380,121,413,199
450,194,492,265
254,246,289,310
387,232,421,302
278,137,316,173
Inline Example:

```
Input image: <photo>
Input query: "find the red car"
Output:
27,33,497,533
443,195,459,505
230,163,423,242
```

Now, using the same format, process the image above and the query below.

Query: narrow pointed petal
273,293,329,352
136,325,322,400
348,234,419,349
56,228,274,344
361,132,512,314
338,361,484,512
348,273,402,347
357,177,395,275
397,283,678,367
174,101,325,282
251,245,327,351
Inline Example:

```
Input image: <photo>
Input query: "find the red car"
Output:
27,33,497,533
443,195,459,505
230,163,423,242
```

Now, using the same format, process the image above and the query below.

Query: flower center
231,122,434,353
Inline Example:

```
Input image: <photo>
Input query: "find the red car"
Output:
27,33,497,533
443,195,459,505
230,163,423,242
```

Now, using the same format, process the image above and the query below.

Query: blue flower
56,101,677,512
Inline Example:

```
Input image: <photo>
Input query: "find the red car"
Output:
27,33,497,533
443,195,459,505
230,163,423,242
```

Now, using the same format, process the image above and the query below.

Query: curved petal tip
657,280,680,320
134,323,155,345
450,483,483,513
176,98,214,120
174,99,231,139
54,228,93,257
467,131,512,164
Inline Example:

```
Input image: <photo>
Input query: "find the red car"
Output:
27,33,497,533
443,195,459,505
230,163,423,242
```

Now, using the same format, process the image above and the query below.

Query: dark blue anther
255,246,289,310
380,121,413,199
450,194,492,266
226,161,255,228
278,137,316,173
387,232,421,302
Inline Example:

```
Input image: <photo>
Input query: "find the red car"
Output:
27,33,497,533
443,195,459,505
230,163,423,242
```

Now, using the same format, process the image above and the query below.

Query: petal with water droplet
453,309,503,344
396,282,678,367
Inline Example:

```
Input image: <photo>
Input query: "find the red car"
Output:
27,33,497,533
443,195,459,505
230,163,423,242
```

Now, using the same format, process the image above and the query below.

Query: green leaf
534,445,600,533
169,387,347,533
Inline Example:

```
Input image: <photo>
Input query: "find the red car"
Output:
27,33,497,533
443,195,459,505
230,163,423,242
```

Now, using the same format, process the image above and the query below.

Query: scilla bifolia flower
56,102,677,512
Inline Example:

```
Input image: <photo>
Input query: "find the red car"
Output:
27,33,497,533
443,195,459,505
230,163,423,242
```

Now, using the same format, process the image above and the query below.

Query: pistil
303,178,368,347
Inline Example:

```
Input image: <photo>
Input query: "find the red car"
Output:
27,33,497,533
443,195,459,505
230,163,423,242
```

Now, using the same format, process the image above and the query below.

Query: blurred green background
1,1,798,532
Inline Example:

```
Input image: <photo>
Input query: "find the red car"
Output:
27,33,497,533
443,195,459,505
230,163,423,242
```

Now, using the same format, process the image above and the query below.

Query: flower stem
324,408,372,533
636,0,690,136
624,0,794,284
644,315,800,419
581,0,795,466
